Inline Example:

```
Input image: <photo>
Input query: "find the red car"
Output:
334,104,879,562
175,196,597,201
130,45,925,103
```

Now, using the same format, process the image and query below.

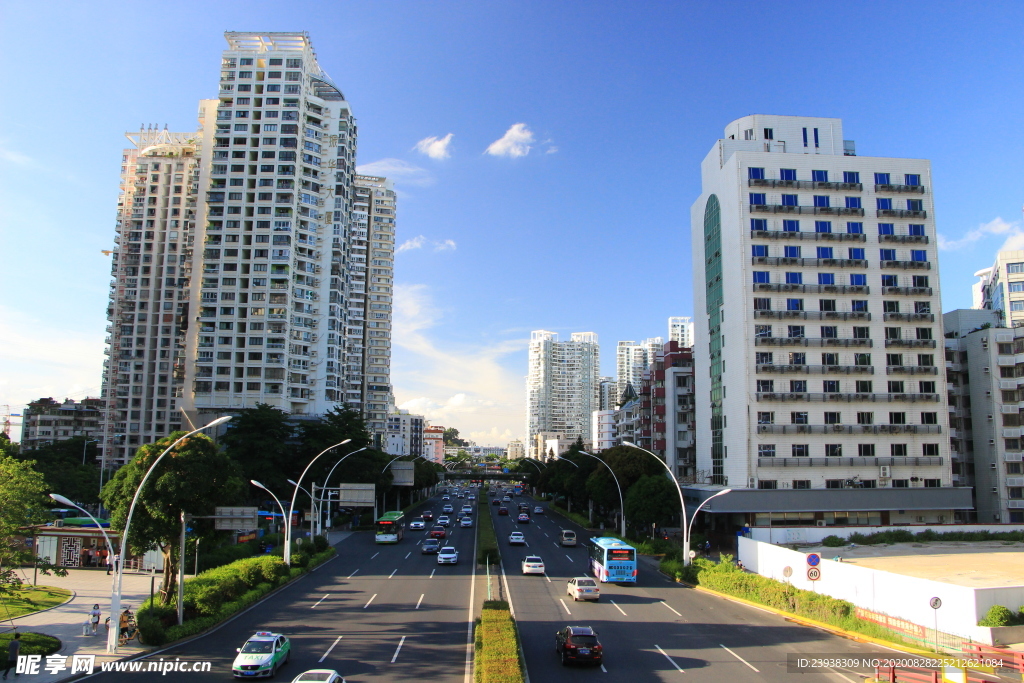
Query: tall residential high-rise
615,337,662,400
974,251,1024,327
668,316,694,347
690,115,971,527
99,32,391,468
597,376,617,410
526,330,600,458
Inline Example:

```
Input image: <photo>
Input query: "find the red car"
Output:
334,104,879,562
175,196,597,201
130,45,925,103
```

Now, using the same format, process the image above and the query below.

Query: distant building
635,341,696,480
422,425,445,464
526,331,599,458
597,376,618,410
668,317,695,347
616,338,662,401
975,251,1024,328
506,439,525,460
386,412,424,457
21,398,105,450
591,409,616,452
532,431,562,462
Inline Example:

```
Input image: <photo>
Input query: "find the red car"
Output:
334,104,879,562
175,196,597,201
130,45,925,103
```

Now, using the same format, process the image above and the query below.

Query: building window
749,167,765,179
751,218,768,230
754,297,772,310
752,244,768,257
824,411,841,424
757,412,774,425
791,411,809,424
911,250,927,262
815,220,832,233
750,193,766,205
821,326,838,338
788,325,805,338
793,480,811,489
818,273,835,285
845,197,862,209
790,352,806,365
790,380,807,392
786,298,803,311
822,352,839,365
781,168,797,181
826,479,844,489
786,272,803,284
909,224,925,236
781,194,798,206
875,173,891,185
758,444,776,457
753,271,770,283
812,170,828,182
755,325,773,338
783,220,800,232
758,480,778,490
847,222,864,234
763,128,774,140
843,171,860,184
817,246,834,259
825,444,842,457
823,380,839,393
802,128,808,147
792,444,810,457
813,195,830,208
849,248,865,259
877,197,893,210
757,380,774,392
907,199,924,211
858,444,875,457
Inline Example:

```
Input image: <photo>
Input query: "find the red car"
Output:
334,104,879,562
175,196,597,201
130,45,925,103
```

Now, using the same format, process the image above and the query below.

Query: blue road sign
806,553,821,567
503,467,509,473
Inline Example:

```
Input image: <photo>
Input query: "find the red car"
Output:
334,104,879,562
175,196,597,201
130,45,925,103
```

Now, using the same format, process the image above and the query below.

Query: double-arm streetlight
283,439,351,565
250,479,287,536
315,445,368,535
287,479,318,544
106,415,232,653
578,451,626,537
622,441,731,566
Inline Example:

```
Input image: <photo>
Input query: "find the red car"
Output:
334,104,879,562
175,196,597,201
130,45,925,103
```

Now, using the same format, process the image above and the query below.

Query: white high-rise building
99,32,391,467
597,376,617,410
974,251,1024,328
668,316,694,347
690,114,970,528
615,337,662,400
526,330,600,458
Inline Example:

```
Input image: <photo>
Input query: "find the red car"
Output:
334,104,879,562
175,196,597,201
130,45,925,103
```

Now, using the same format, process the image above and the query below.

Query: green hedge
478,503,499,565
659,555,913,646
0,632,60,657
847,529,1024,545
475,601,524,683
137,544,336,645
978,605,1024,626
548,504,595,529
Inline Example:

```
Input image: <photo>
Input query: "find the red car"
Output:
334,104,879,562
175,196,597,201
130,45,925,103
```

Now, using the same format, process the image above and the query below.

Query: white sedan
508,531,526,545
409,518,426,530
437,547,459,564
290,671,344,683
567,577,601,602
460,517,473,528
521,555,545,575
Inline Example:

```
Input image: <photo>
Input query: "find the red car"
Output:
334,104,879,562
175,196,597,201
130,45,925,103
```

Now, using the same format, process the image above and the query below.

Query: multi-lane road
84,486,909,682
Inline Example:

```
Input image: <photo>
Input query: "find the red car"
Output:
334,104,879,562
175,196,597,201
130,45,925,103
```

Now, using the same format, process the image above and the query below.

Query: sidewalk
1,569,156,681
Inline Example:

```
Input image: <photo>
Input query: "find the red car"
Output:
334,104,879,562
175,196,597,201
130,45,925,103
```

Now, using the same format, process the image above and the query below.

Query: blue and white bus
588,537,637,583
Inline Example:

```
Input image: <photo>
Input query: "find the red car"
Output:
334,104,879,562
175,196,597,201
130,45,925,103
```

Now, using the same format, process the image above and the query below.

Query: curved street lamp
578,451,626,537
285,439,351,565
287,479,317,544
621,441,732,565
107,415,231,653
251,479,287,538
49,492,115,583
315,445,368,536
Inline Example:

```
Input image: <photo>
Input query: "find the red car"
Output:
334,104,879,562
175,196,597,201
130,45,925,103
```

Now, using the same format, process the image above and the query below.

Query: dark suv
554,626,603,666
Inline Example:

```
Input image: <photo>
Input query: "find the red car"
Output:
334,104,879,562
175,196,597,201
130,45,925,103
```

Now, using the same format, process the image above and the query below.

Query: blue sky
2,1,1024,444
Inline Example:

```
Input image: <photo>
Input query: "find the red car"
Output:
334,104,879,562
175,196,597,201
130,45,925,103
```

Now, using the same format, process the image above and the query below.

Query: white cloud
485,123,535,158
0,141,35,167
938,217,1018,251
545,146,559,154
391,284,526,446
413,133,454,160
397,235,426,253
355,158,434,187
434,239,457,252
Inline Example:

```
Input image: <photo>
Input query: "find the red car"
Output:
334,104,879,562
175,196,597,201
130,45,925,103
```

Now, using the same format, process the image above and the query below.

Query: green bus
375,511,406,544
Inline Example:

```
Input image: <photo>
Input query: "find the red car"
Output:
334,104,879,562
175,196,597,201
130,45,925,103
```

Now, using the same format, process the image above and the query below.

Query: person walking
106,553,113,575
89,604,102,635
2,632,21,679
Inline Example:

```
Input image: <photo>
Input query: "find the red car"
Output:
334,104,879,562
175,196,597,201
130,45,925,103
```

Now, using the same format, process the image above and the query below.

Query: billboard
214,506,258,530
334,483,376,506
390,461,415,486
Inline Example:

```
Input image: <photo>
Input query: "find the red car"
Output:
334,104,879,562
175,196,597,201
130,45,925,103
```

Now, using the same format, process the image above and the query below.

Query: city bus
588,537,637,583
375,511,406,544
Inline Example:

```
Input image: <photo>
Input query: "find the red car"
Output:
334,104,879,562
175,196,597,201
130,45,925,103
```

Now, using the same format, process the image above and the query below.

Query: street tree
625,474,681,533
220,404,296,501
0,455,67,595
100,432,244,605
15,438,101,506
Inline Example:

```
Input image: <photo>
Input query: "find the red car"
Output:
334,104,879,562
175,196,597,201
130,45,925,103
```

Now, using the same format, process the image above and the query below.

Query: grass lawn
0,585,73,619
0,631,62,656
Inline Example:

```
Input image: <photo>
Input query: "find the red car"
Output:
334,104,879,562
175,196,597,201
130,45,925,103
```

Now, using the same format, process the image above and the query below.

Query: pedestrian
89,604,102,635
2,632,21,679
106,553,113,575
705,539,711,557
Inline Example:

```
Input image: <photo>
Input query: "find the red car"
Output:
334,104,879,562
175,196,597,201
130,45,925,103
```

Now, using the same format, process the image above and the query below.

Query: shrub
821,535,847,548
475,601,523,683
238,559,265,589
137,612,167,645
979,605,1020,627
311,535,329,553
478,505,499,565
291,552,310,568
187,583,225,617
258,555,289,583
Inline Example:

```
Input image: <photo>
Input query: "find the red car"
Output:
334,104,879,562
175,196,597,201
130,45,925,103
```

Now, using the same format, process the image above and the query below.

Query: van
560,530,577,547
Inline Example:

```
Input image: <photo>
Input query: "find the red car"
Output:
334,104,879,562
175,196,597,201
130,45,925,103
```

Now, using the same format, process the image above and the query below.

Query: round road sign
782,566,793,578
688,550,697,559
929,597,942,609
807,567,821,581
806,553,821,567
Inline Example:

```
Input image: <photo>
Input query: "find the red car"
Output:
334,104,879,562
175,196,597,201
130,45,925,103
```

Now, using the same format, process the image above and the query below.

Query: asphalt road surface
83,490,478,682
493,493,900,683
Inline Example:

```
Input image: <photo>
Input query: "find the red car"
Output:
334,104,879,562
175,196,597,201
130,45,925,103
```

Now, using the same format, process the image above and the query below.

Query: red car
421,510,433,521
429,525,446,539
498,507,509,516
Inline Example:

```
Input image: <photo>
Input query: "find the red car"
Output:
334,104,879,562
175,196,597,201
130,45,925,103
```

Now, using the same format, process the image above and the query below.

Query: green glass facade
703,195,725,485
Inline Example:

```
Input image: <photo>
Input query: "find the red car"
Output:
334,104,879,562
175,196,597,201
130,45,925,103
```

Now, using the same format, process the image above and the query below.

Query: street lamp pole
106,415,231,654
48,493,115,592
251,480,287,537
578,451,626,538
285,439,351,565
316,446,368,535
82,439,98,466
621,441,731,566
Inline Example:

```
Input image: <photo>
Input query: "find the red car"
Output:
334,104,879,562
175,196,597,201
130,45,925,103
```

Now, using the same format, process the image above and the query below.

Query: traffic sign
806,553,821,567
807,567,821,581
929,597,942,609
782,566,793,578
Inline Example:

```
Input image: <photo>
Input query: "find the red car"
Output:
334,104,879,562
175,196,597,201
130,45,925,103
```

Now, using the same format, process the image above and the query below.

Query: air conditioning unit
990,439,996,445
748,477,756,488
54,520,64,528
984,367,991,373
988,415,994,421
879,465,892,478
993,487,999,494
991,463,997,470
816,520,827,527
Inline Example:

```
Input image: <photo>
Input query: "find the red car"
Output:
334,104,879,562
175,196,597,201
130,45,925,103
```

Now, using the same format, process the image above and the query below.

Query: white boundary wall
736,537,1024,644
747,524,1023,545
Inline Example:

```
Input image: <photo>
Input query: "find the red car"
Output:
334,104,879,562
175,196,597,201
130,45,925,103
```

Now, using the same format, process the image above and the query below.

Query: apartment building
423,425,445,464
634,341,696,480
690,114,971,527
506,439,526,460
597,376,617,410
386,412,424,457
944,309,1024,523
526,330,600,458
974,250,1024,328
99,32,391,468
668,316,695,347
615,338,662,400
591,409,616,452
21,398,105,450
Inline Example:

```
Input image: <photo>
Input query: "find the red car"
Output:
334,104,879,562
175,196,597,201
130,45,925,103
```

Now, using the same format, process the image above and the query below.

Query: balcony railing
752,256,867,268
884,339,937,348
880,260,931,270
879,234,929,244
755,392,940,402
883,312,935,322
757,456,943,468
886,365,939,375
875,183,926,194
881,286,933,296
749,179,864,191
756,424,942,435
755,337,873,347
877,209,927,219
751,204,865,216
750,229,866,242
754,310,870,321
756,364,873,374
752,283,869,294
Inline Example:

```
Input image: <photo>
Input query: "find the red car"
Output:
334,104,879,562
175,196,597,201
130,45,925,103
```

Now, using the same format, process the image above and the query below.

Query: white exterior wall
692,115,959,518
526,331,600,457
591,409,616,451
668,317,694,347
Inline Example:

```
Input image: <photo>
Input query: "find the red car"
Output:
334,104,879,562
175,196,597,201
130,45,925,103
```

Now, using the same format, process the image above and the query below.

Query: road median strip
474,600,525,683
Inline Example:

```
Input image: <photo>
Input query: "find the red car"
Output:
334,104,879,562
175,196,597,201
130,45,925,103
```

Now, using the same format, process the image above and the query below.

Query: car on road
468,494,476,500
492,498,501,506
566,577,600,601
421,510,433,521
502,495,512,502
460,505,473,515
429,525,446,539
534,506,544,515
521,555,545,575
460,517,474,528
437,515,451,527
232,631,291,678
554,625,603,666
290,670,344,683
421,538,441,553
442,504,454,513
437,547,459,565
442,494,450,501
508,531,526,545
498,506,509,516
560,530,577,547
517,513,531,524
409,518,426,530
